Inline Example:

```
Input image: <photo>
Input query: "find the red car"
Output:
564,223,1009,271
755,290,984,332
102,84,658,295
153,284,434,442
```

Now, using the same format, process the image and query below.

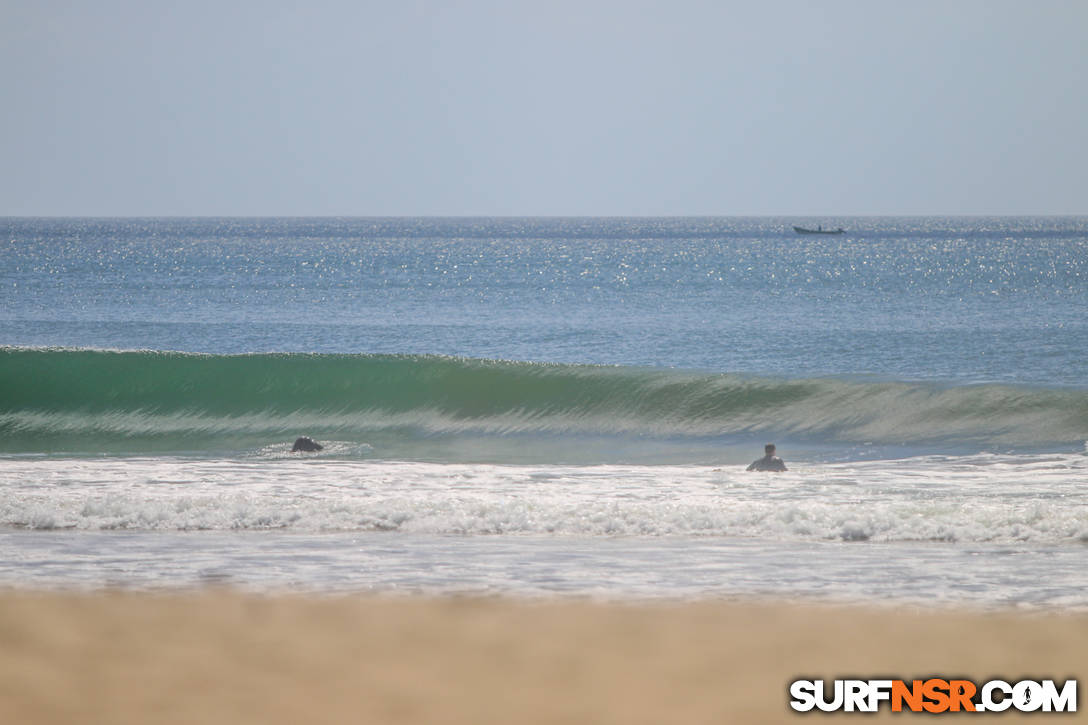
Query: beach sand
0,591,1083,724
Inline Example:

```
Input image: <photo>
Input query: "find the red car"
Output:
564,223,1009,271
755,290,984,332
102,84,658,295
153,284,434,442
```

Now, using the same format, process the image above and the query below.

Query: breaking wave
2,347,1086,459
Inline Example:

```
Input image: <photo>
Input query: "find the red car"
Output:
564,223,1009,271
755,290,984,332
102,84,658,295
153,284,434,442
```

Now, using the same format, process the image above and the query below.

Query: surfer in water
291,436,323,453
746,443,787,472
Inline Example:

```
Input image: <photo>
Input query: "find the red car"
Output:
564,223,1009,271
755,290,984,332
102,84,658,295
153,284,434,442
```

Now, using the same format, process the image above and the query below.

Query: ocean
2,217,1086,607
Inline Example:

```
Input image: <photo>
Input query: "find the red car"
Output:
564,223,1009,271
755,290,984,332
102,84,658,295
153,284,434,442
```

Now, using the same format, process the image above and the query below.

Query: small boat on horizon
793,225,845,235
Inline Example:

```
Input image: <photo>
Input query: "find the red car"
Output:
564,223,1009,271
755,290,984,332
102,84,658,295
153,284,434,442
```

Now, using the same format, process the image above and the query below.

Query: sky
2,0,1086,216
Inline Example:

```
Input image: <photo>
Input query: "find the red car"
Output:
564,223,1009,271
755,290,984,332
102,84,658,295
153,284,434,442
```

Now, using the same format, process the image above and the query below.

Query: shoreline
1,590,1084,723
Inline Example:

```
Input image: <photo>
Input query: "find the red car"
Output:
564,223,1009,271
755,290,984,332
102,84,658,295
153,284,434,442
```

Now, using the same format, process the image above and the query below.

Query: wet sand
0,591,1084,724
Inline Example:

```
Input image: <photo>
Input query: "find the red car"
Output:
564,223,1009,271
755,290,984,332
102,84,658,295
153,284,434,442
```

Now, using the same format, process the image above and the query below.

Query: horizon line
3,213,1087,220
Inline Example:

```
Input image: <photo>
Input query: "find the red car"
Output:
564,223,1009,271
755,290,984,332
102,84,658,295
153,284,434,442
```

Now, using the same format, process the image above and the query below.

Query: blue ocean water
2,217,1086,606
4,217,1086,385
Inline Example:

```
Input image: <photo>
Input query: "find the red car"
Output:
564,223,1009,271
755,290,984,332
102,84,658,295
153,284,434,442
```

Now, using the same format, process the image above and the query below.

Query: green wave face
2,348,1086,458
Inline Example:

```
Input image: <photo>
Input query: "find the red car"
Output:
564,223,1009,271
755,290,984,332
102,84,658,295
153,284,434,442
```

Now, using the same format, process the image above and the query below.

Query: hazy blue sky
3,0,1086,216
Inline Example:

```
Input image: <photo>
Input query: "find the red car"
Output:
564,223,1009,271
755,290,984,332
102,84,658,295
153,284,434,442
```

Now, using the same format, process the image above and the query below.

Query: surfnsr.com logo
789,678,1077,713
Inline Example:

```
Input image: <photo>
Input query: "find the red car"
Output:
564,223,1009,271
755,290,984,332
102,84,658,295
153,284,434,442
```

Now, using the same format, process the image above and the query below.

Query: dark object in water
793,225,845,235
291,436,324,452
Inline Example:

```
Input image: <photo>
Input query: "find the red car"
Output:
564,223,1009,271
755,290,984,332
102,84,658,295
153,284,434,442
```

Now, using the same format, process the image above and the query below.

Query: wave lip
2,347,1086,458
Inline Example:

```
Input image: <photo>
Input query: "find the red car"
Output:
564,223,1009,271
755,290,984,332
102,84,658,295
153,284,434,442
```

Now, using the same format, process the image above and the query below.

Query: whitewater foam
3,453,1085,544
